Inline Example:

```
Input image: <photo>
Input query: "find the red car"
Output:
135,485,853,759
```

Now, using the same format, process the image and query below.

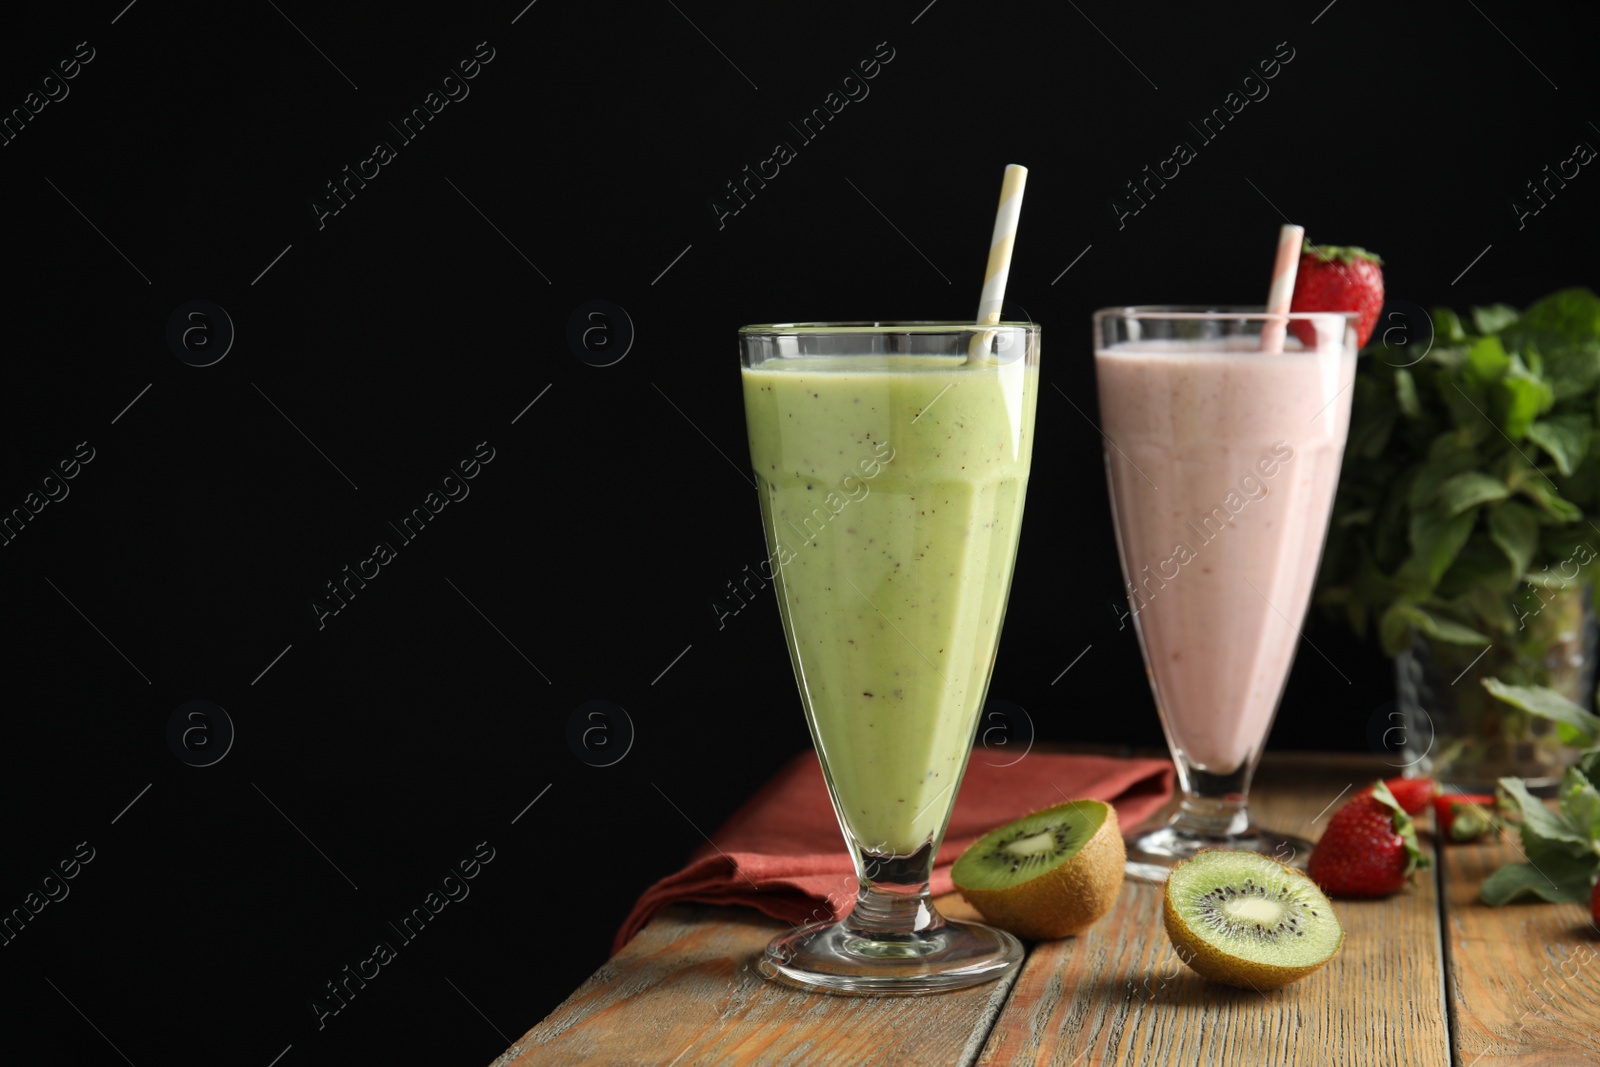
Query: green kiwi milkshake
740,328,1038,860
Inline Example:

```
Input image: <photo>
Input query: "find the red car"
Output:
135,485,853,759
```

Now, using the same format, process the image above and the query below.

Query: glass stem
842,843,944,938
1171,762,1254,837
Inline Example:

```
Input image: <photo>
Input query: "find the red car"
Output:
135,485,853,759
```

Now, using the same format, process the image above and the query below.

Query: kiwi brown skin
1162,852,1343,990
956,803,1125,939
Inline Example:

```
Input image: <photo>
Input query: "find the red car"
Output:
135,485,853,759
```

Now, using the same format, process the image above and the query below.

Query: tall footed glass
740,322,1039,994
1093,308,1357,881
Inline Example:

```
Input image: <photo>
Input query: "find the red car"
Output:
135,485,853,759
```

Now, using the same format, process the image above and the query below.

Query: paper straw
977,165,1028,324
969,164,1028,361
1260,223,1304,353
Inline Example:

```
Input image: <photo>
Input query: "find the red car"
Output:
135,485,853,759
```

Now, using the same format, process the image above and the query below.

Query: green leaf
1501,288,1600,401
1442,379,1495,444
1523,565,1588,590
1407,605,1490,644
1556,442,1600,511
1559,765,1600,846
1528,485,1584,522
1447,799,1499,841
1399,506,1478,590
1438,537,1519,598
1473,304,1521,335
1487,500,1541,574
1377,602,1489,655
1433,306,1468,345
1373,477,1414,571
1509,288,1600,341
1394,367,1422,419
1494,794,1597,907
1500,775,1591,846
1347,376,1398,459
1409,439,1487,511
1302,242,1383,266
1579,748,1600,793
1378,602,1411,655
1371,780,1429,875
1433,471,1509,516
1479,861,1590,905
1428,343,1471,372
1455,582,1519,634
1504,457,1585,521
1495,362,1555,440
1519,832,1600,902
1352,549,1411,609
1462,335,1512,385
1482,680,1600,746
1533,528,1599,582
1526,414,1592,476
1439,532,1508,587
1540,343,1600,402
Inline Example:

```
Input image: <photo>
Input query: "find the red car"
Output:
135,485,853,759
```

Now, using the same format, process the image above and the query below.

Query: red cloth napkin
615,750,1174,952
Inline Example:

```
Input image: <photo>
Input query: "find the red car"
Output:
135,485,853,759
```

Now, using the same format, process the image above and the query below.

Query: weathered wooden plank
974,755,1451,1067
496,904,1018,1066
1442,824,1600,1066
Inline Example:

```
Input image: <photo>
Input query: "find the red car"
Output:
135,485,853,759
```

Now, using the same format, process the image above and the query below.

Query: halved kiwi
1163,850,1344,990
951,799,1124,939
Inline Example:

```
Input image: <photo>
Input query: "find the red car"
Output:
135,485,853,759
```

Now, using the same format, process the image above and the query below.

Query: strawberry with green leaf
1371,776,1435,816
1288,241,1385,349
1432,793,1498,843
1308,780,1429,898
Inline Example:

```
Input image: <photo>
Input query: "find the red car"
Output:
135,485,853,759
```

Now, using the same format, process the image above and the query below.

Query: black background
1,0,1596,1063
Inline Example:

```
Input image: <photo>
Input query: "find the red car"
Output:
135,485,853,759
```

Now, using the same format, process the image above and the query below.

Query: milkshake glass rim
740,321,1039,334
1093,305,1359,322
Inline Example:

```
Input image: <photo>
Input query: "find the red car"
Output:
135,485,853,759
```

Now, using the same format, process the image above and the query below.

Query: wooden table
493,753,1600,1066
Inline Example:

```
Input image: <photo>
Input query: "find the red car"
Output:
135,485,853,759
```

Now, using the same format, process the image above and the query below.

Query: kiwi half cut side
1163,850,1344,990
951,799,1124,939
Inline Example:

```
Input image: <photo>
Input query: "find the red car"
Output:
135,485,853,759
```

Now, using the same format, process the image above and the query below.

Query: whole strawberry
1308,780,1428,898
1432,793,1498,843
1288,241,1385,349
1370,776,1434,816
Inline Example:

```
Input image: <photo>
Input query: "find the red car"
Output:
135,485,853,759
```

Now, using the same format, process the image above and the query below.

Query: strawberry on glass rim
1288,241,1385,349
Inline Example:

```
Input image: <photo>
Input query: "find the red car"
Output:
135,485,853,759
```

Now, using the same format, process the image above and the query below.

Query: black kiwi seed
1191,880,1315,945
982,822,1075,874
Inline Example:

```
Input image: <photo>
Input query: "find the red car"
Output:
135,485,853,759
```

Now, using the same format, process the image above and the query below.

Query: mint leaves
1481,679,1600,746
1319,288,1600,908
1478,700,1600,906
1480,760,1600,906
1319,287,1600,654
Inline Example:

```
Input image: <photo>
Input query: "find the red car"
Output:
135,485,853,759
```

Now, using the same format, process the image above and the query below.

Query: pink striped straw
1260,223,1305,353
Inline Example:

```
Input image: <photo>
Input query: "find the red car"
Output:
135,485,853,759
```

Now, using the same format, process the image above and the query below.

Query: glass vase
1394,586,1596,792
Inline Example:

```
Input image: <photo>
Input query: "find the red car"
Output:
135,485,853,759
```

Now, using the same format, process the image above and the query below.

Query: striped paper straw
977,164,1028,324
1260,223,1305,353
969,164,1028,360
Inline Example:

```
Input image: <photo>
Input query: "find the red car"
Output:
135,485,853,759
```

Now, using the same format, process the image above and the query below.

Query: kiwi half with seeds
1163,850,1343,990
951,799,1123,939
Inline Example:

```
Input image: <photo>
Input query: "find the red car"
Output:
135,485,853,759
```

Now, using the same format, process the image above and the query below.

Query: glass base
761,916,1023,996
1124,819,1313,883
